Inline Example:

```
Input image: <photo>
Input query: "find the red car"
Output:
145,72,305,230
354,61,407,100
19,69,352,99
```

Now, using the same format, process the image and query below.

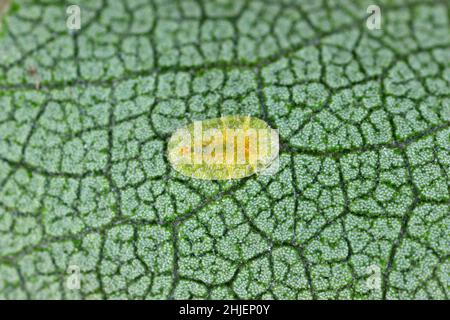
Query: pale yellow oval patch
168,116,279,180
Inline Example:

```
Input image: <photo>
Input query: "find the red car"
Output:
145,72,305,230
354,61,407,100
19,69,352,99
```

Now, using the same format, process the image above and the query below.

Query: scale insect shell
168,116,279,180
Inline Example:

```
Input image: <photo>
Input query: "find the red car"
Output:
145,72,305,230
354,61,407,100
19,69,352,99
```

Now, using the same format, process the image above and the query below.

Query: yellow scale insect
168,115,279,180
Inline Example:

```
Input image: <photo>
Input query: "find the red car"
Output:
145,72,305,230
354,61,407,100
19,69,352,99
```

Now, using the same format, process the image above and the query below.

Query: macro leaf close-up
0,0,449,301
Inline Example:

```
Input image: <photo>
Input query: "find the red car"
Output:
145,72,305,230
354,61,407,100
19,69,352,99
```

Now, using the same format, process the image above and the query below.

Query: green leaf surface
0,0,449,300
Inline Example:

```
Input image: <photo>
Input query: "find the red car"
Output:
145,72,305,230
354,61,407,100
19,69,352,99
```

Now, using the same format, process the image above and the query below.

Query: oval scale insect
168,115,279,180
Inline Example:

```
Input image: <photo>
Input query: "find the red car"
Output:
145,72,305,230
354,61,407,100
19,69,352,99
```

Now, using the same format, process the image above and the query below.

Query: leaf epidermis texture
0,0,449,300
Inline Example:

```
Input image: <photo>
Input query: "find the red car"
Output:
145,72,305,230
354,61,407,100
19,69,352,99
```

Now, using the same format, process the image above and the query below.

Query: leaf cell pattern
0,0,449,300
